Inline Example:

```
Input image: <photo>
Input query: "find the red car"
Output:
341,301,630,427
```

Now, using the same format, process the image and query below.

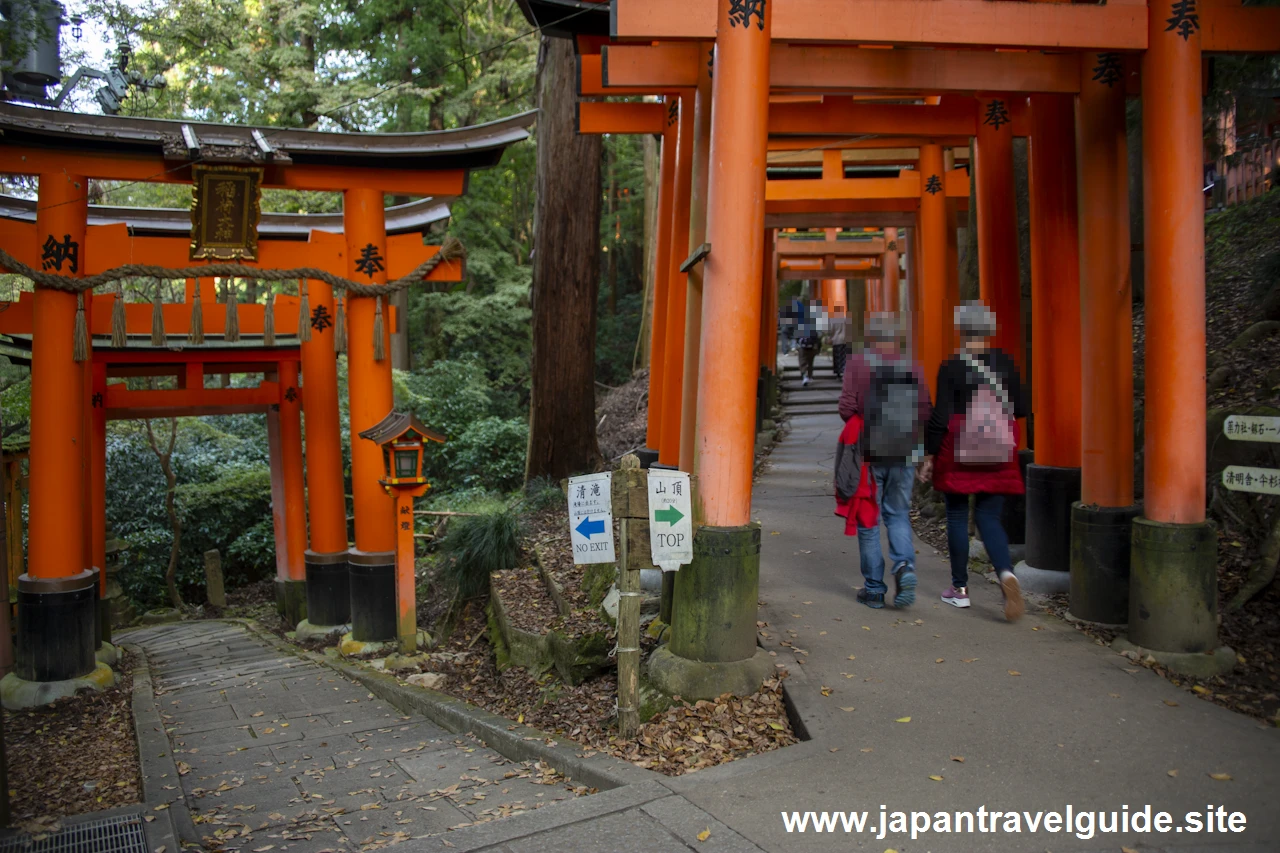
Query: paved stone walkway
126,622,586,852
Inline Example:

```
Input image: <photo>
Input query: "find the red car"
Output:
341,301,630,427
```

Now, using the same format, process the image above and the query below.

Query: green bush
438,506,523,600
522,476,566,513
453,417,528,492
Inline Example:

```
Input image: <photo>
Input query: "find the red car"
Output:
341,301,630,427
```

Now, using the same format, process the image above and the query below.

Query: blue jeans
944,492,1011,589
856,464,916,595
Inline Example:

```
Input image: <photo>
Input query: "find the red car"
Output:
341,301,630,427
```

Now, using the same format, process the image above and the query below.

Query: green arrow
654,505,684,526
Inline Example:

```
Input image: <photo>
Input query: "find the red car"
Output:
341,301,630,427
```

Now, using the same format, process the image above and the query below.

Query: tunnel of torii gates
0,102,532,705
520,0,1280,698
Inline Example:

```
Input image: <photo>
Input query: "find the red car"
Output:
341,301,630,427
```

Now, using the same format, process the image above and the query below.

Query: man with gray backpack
837,313,932,609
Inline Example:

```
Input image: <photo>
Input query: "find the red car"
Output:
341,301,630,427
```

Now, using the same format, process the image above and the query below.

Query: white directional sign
648,470,693,572
1222,466,1280,496
568,472,615,564
1224,415,1280,443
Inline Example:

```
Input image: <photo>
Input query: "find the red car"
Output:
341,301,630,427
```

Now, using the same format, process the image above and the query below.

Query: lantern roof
358,410,447,446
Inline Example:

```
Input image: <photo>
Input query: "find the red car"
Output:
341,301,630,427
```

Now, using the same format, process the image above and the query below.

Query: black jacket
924,348,1028,456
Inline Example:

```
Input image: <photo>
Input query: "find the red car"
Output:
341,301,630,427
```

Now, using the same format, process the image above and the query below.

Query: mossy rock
1228,321,1280,349
141,608,181,625
582,561,616,610
487,577,554,677
638,677,675,723
547,627,611,686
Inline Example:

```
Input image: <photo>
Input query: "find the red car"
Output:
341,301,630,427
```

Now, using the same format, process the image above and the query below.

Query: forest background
0,0,652,607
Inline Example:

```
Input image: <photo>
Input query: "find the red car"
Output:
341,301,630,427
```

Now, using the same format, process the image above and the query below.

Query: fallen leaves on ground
1208,772,1233,781
895,717,911,723
4,650,142,824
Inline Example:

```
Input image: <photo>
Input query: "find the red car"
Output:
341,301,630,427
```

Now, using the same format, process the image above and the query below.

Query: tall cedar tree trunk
525,35,604,482
145,418,184,610
607,145,618,315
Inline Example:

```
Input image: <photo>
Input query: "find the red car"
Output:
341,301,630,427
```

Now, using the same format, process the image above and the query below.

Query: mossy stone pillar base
89,567,102,651
1069,502,1142,625
16,570,97,683
649,525,772,701
1128,518,1219,653
283,579,307,627
274,580,287,616
349,550,396,643
305,550,350,627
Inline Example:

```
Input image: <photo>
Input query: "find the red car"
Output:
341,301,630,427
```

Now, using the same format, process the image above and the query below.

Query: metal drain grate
0,814,150,853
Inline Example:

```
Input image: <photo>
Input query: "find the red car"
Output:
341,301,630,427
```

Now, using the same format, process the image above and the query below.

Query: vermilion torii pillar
644,103,680,466
276,359,308,625
1018,93,1084,595
299,257,352,636
679,46,714,473
658,94,695,468
974,95,1024,369
882,227,900,313
5,172,113,706
1070,53,1141,625
1123,0,1232,673
917,143,951,401
344,188,397,647
649,0,773,701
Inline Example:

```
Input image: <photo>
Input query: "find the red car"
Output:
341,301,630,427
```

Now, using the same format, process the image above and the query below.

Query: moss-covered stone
582,561,617,610
637,676,674,722
547,628,610,686
1129,518,1219,654
670,525,761,664
487,577,554,677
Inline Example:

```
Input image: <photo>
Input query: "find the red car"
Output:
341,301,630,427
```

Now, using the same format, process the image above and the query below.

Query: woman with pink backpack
917,301,1028,621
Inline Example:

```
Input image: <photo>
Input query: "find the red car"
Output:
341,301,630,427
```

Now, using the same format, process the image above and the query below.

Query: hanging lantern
358,410,446,489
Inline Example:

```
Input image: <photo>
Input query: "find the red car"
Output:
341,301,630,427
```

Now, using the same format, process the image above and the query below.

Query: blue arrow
576,516,606,539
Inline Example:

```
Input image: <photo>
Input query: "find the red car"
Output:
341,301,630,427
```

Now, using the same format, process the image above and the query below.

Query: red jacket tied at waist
834,415,879,534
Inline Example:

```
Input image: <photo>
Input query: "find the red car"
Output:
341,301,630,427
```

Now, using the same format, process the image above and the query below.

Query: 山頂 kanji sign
568,472,615,564
648,469,693,572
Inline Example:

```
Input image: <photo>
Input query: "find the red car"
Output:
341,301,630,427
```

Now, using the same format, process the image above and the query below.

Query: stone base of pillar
1012,560,1070,595
634,449,660,469
1111,636,1236,679
1,662,115,710
283,579,307,627
89,567,103,651
16,570,98,683
1068,502,1142,625
1024,464,1080,572
648,525,770,701
95,641,119,668
305,550,351,627
349,549,396,643
274,579,287,616
295,619,351,643
1128,518,1221,655
99,598,112,645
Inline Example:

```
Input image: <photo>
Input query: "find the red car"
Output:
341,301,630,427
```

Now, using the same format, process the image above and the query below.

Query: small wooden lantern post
359,411,446,654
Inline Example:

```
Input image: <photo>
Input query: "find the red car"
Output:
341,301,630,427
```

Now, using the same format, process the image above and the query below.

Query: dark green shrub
438,507,522,600
522,476,566,513
453,417,528,492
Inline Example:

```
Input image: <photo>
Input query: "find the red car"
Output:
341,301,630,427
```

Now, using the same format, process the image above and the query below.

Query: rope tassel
224,281,240,342
334,293,346,354
151,286,165,346
73,291,88,363
263,290,275,347
297,281,311,343
111,282,127,348
372,294,385,362
188,291,205,345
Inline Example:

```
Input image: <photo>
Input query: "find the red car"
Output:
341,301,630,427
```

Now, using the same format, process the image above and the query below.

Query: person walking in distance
830,308,851,379
919,301,1028,621
796,298,822,386
838,312,931,609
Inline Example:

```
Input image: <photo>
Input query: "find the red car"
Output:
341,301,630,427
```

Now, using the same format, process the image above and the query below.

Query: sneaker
802,375,811,386
856,588,885,609
892,562,917,608
999,572,1024,622
941,586,970,608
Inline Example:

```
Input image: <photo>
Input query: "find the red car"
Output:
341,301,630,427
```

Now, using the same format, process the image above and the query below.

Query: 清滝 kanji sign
568,472,615,564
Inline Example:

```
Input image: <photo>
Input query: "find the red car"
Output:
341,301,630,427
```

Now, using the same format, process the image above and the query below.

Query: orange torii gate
0,104,529,705
534,0,1280,699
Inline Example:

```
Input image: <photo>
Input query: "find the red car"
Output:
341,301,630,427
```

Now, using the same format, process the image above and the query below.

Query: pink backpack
955,354,1015,465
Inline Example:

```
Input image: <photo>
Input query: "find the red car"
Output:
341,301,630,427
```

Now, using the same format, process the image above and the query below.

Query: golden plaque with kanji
190,165,263,260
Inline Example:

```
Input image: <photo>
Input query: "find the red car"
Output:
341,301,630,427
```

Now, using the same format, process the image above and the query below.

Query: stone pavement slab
125,622,590,851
